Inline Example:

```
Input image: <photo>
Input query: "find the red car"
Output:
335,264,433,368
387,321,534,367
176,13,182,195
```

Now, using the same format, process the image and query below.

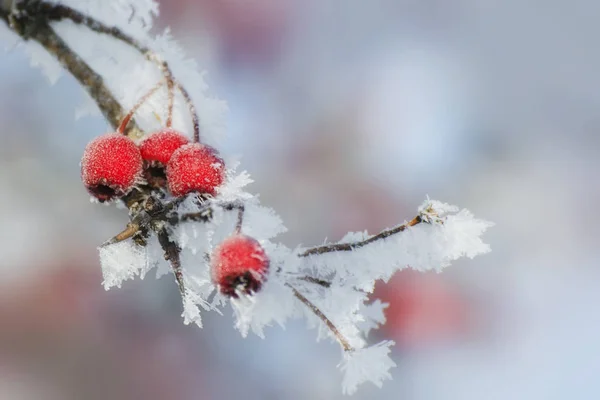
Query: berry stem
222,202,246,234
298,215,423,257
117,80,165,135
286,283,354,352
164,62,175,128
175,82,200,142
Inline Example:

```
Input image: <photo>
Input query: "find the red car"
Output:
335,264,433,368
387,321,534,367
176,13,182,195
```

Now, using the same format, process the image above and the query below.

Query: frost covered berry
81,133,142,202
211,235,270,297
139,128,189,187
166,143,225,197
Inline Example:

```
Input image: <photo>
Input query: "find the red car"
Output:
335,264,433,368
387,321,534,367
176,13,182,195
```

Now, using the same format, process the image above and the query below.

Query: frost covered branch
1,1,493,394
300,215,423,257
287,283,354,351
0,0,133,132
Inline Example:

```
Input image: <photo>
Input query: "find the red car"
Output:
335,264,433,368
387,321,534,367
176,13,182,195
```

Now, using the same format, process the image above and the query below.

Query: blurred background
1,0,600,399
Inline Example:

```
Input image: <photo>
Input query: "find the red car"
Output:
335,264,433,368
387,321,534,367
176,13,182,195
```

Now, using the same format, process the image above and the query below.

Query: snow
6,0,493,394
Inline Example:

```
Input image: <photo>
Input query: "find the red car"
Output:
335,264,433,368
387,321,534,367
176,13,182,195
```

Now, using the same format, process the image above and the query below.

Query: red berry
139,128,189,187
140,128,190,165
166,143,225,197
211,235,270,297
81,133,142,202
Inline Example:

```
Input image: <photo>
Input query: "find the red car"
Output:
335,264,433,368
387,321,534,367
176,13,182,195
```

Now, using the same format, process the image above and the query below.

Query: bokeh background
2,0,600,399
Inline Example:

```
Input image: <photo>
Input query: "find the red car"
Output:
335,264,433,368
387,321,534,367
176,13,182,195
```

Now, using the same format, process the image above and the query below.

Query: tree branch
299,215,423,257
286,283,354,352
0,1,141,134
19,1,201,142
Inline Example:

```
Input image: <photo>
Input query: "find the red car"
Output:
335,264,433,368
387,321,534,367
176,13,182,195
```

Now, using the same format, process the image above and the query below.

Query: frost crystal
99,240,148,290
6,0,494,394
340,341,397,395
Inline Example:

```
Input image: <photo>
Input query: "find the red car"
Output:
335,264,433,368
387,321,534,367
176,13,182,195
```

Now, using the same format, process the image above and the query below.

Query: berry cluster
81,128,224,201
81,81,269,297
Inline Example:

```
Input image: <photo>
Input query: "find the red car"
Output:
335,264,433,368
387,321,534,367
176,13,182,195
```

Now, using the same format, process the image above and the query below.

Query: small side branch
221,201,245,234
298,276,332,288
299,215,422,257
165,66,175,128
286,283,354,352
117,79,165,134
18,1,201,141
175,82,200,142
157,228,186,297
0,6,132,132
3,1,202,138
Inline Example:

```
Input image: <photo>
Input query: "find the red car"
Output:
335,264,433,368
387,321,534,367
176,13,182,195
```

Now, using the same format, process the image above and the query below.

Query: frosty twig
298,276,332,288
174,82,201,142
157,228,186,297
286,283,354,352
32,1,201,141
117,80,165,134
0,2,134,132
2,1,201,140
299,215,422,257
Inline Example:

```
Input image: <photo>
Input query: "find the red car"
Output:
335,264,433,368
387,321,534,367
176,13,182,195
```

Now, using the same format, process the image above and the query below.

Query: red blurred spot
376,270,471,349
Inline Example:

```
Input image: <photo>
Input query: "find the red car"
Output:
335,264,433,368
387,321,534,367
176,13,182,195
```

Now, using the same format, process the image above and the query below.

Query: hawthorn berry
211,235,270,297
139,128,189,187
166,143,225,197
81,133,143,202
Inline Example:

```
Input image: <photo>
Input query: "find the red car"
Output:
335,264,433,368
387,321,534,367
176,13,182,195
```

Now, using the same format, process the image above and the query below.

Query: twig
220,201,245,234
286,283,354,352
175,82,200,142
165,68,175,128
0,4,133,132
299,215,422,257
18,1,201,141
179,209,213,223
298,276,332,288
117,79,165,134
100,222,140,248
157,228,186,297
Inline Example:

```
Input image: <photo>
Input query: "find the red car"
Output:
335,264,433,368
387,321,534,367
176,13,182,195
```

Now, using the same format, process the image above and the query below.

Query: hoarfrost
340,341,397,395
5,0,494,394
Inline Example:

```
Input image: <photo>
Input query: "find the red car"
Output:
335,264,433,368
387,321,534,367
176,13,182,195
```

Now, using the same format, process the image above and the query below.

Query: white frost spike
230,278,296,338
441,209,494,260
230,292,259,338
357,300,388,337
181,290,203,328
99,241,148,290
340,341,397,395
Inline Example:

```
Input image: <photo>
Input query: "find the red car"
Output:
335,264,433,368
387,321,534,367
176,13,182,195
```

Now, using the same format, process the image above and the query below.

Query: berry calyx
81,133,142,202
211,235,270,297
166,143,225,197
139,128,189,187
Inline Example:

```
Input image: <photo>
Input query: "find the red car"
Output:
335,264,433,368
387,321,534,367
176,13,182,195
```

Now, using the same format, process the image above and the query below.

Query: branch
0,2,136,133
286,283,354,352
21,1,202,142
157,228,186,297
299,215,423,257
